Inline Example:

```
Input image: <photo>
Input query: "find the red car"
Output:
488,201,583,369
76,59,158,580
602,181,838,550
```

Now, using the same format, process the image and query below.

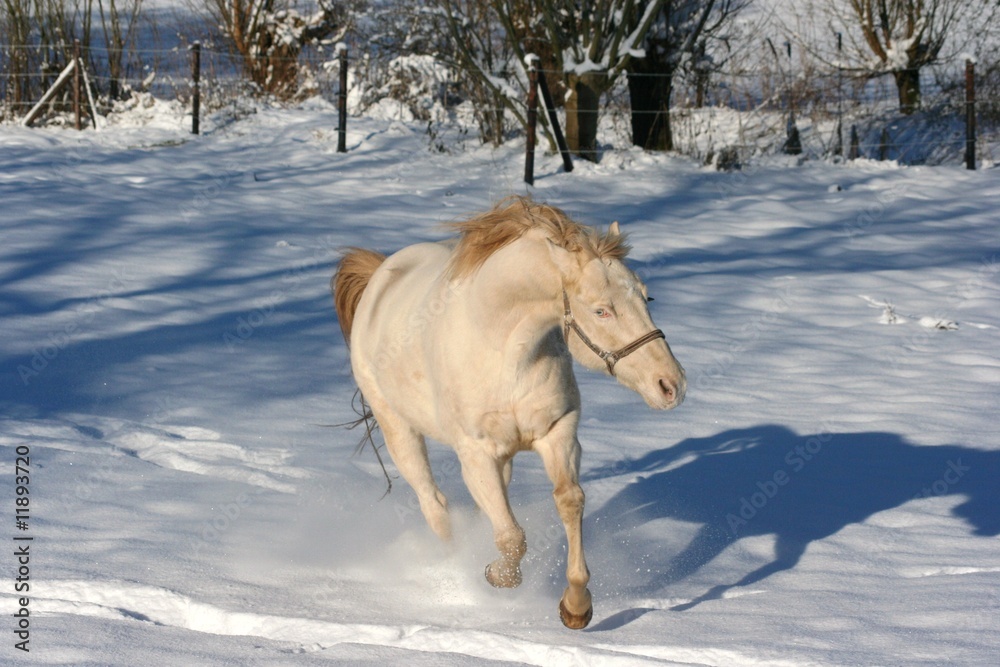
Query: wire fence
603,61,988,166
1,38,994,166
3,42,266,113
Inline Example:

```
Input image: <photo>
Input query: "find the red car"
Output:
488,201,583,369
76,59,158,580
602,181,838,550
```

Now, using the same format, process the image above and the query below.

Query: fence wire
1,39,993,165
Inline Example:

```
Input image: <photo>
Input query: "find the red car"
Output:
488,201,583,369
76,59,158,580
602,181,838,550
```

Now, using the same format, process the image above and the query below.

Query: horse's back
352,242,450,333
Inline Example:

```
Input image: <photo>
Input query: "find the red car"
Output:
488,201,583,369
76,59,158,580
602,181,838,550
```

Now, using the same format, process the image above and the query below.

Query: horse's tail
332,248,386,345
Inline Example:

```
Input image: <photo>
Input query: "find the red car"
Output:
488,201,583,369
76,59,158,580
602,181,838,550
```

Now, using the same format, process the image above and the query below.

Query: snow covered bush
352,54,452,122
202,0,353,100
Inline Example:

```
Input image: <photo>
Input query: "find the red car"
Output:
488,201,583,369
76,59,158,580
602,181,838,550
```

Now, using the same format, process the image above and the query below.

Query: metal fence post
524,58,539,185
966,59,976,171
338,46,348,153
191,42,201,135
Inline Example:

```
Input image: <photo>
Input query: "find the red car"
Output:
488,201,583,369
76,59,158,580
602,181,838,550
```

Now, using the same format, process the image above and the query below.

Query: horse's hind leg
457,446,525,588
372,406,452,542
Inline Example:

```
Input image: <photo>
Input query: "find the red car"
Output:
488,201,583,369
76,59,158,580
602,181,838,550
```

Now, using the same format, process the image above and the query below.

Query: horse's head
552,222,686,411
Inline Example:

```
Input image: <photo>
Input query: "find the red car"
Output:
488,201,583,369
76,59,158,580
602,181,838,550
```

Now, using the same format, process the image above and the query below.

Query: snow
2,98,999,666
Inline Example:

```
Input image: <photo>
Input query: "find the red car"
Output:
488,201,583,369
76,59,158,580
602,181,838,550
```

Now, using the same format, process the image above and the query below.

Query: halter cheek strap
563,291,665,375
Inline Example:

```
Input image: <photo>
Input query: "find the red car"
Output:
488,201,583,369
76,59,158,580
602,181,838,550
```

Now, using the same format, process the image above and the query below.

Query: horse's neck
466,235,564,339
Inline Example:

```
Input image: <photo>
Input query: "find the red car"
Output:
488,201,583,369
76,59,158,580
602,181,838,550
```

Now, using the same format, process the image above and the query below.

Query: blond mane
447,196,630,279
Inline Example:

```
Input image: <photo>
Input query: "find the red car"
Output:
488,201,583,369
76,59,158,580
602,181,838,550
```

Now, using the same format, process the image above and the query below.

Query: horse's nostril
658,379,675,400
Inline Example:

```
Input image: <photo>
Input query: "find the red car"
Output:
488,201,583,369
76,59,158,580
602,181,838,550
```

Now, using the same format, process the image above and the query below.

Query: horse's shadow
583,425,999,629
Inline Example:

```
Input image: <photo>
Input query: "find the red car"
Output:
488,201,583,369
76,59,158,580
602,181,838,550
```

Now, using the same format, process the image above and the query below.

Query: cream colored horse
332,197,685,629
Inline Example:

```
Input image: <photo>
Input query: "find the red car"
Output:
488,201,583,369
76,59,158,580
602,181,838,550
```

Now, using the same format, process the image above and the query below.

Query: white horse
332,196,685,629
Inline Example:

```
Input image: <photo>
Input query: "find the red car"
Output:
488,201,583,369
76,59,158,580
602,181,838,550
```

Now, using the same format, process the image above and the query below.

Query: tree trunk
894,68,921,114
565,71,605,161
626,60,674,151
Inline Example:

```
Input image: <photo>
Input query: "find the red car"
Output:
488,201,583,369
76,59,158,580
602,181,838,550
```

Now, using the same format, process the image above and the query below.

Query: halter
562,291,666,375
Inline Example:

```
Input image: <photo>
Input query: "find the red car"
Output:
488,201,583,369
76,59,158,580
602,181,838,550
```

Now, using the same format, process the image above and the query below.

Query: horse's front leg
534,417,592,629
457,446,526,588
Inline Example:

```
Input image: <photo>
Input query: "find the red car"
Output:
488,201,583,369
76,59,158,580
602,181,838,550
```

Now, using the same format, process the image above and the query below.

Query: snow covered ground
2,99,998,666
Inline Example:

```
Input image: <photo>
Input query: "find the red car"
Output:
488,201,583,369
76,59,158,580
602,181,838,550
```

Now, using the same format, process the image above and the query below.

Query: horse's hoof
559,598,593,630
485,562,522,588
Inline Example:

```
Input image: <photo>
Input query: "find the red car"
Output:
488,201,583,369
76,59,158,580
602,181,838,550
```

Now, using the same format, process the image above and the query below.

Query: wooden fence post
524,59,539,185
80,59,98,129
74,40,82,131
191,42,201,135
966,59,976,171
338,46,348,153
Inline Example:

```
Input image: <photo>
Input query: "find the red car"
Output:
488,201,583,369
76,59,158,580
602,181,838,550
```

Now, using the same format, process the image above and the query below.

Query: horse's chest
476,411,529,454
476,391,576,453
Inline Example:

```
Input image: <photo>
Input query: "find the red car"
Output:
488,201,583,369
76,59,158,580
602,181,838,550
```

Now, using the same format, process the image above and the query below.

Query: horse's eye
594,308,611,318
646,296,655,302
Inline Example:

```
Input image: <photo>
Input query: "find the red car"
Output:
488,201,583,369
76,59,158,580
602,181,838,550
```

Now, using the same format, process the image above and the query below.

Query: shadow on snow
584,424,999,630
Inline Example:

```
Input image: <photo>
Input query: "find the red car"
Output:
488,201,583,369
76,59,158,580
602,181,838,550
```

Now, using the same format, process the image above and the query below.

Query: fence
0,36,351,117
1,36,994,170
599,59,989,169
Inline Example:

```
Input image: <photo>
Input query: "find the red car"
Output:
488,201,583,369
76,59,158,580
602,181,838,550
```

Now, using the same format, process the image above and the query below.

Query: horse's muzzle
655,373,686,410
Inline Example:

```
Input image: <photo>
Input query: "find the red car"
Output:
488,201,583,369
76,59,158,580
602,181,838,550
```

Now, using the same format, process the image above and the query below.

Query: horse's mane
447,196,630,279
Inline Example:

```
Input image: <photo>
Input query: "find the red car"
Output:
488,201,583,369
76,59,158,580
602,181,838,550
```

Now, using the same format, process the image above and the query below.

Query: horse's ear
608,221,621,238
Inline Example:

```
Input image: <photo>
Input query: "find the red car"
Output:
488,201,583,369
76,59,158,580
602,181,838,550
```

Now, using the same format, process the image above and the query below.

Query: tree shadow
585,425,999,618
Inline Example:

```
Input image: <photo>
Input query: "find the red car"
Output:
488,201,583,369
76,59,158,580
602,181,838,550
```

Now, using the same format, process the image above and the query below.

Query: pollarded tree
626,0,749,150
490,0,666,160
825,0,976,113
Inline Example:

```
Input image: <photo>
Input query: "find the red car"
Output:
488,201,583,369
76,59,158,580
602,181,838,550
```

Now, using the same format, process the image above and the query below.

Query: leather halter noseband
562,291,665,375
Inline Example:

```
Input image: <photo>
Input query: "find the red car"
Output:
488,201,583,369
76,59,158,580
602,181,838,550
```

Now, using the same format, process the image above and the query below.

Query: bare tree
97,0,143,100
2,0,33,113
437,0,520,146
2,0,117,116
